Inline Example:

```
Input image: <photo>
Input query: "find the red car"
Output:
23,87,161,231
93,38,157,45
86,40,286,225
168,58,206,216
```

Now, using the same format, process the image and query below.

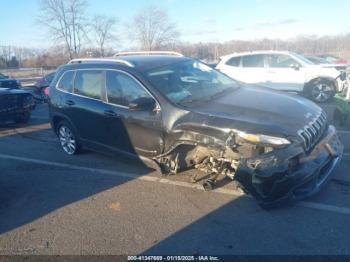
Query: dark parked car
48,54,343,208
28,71,56,103
318,54,349,65
0,78,21,89
34,71,56,89
0,79,35,123
305,55,349,71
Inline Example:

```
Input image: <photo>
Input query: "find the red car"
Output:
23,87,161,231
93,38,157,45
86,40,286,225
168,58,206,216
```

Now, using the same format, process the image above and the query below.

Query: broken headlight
237,132,291,147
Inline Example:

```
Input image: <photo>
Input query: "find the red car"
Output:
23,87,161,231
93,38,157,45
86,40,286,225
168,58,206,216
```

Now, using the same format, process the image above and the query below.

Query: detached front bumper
236,125,343,208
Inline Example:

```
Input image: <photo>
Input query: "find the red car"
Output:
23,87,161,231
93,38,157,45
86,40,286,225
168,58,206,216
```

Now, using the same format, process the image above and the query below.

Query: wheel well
52,116,65,134
52,115,80,140
305,77,335,90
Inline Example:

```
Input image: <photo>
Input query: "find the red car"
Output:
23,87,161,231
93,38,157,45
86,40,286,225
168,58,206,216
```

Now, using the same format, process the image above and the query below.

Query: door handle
104,110,118,117
65,100,75,106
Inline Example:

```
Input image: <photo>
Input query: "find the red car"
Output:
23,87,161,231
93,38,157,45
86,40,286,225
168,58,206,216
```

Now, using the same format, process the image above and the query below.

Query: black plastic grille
298,111,327,151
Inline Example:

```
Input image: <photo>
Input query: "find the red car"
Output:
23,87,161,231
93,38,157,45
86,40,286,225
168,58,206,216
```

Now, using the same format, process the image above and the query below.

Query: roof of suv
119,55,191,71
68,55,191,72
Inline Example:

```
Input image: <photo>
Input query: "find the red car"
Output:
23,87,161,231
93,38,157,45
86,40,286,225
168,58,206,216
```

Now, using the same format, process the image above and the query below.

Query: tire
56,120,81,155
307,79,335,103
14,112,31,123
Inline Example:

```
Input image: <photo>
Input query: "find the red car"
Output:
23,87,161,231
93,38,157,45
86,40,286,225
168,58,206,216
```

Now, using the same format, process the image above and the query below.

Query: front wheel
57,121,81,155
308,79,335,103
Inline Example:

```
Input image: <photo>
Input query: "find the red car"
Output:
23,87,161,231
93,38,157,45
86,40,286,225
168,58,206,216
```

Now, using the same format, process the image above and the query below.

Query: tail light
43,87,49,96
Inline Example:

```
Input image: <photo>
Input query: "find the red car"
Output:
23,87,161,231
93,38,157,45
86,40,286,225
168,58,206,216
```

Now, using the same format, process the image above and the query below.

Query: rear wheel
57,121,81,155
308,79,335,103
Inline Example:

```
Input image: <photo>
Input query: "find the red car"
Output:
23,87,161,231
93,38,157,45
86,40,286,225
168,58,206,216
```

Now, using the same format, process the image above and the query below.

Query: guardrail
0,68,47,76
15,77,42,87
16,77,41,82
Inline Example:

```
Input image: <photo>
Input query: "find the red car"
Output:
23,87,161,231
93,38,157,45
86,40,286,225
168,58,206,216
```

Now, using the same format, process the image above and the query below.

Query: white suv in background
216,51,344,102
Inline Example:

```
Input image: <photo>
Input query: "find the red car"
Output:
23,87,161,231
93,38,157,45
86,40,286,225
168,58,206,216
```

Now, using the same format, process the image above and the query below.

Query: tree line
1,0,350,69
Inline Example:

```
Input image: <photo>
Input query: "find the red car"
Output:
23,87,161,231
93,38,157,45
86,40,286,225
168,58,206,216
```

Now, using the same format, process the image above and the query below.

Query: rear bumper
236,125,343,208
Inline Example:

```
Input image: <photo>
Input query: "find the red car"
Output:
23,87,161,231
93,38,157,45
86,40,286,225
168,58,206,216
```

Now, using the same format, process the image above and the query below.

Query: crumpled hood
183,86,324,138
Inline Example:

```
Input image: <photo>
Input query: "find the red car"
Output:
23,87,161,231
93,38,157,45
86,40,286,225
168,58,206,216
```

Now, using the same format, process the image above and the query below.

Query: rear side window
57,71,75,92
241,55,265,68
106,71,150,106
226,56,241,67
74,70,104,100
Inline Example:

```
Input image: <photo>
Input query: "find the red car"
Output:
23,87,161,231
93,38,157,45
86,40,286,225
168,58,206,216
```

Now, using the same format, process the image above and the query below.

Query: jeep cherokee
48,52,343,208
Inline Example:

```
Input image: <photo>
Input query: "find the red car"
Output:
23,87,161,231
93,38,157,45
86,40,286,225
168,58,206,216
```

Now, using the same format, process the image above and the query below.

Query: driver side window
106,71,151,106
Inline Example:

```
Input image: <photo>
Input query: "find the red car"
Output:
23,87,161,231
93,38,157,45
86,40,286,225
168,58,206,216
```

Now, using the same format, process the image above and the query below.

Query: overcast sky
1,0,349,48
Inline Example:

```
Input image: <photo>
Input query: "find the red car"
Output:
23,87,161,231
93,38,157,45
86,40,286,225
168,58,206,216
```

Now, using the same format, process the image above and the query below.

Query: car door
66,69,109,146
265,54,306,91
104,70,163,157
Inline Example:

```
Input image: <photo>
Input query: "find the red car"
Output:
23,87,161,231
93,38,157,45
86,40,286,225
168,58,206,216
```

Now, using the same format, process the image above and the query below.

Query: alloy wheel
58,125,77,155
311,83,333,102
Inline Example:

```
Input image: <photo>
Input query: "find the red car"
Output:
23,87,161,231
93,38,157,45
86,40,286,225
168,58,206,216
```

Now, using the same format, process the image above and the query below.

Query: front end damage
155,123,343,208
237,125,343,207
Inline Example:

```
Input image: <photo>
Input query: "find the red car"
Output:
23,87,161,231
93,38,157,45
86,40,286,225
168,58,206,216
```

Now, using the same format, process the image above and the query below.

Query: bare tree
38,0,88,59
91,15,118,57
0,46,13,62
129,6,179,51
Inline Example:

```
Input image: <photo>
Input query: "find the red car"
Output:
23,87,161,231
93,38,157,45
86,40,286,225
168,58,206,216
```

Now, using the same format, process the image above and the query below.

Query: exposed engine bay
156,131,277,192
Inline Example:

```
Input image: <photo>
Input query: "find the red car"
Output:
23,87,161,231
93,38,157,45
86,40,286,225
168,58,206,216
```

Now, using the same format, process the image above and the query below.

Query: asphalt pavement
0,103,350,255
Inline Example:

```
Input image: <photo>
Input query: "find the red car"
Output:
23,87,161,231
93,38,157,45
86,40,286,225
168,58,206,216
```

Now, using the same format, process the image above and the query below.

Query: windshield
306,56,330,64
145,60,239,105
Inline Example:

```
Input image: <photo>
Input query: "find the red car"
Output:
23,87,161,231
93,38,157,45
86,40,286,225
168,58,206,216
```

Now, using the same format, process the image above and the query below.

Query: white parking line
0,153,350,215
297,201,350,215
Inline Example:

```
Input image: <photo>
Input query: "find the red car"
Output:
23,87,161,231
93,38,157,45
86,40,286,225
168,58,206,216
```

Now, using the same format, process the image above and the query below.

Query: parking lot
0,102,350,255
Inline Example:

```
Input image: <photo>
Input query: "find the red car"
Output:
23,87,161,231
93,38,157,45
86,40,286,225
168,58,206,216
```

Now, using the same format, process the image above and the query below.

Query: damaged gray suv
48,52,343,208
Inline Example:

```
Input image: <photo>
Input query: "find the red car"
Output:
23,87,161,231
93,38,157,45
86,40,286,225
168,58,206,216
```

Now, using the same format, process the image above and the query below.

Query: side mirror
128,97,156,111
290,63,300,71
